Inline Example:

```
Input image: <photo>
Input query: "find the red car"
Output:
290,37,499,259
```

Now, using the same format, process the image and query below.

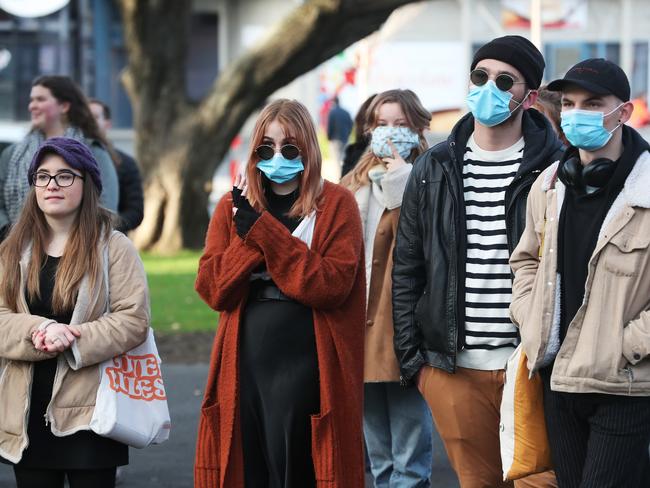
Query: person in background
341,89,433,487
90,99,143,484
0,76,119,234
327,96,353,169
342,94,377,177
0,137,149,488
511,58,650,488
194,99,366,487
533,86,568,146
89,99,144,233
629,95,650,128
392,35,562,487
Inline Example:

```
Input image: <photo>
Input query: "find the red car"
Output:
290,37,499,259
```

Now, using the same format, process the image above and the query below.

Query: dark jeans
13,466,116,488
541,369,650,488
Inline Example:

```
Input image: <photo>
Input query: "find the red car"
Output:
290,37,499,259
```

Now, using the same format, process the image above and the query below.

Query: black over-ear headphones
557,156,616,190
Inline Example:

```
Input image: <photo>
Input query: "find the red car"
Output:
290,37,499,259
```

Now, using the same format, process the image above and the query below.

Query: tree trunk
118,0,423,252
132,151,188,253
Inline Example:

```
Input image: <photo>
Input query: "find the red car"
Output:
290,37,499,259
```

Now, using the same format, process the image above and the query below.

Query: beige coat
0,231,150,463
355,164,411,382
510,152,650,396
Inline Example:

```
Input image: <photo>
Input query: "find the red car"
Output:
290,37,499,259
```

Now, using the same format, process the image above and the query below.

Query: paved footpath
0,364,459,487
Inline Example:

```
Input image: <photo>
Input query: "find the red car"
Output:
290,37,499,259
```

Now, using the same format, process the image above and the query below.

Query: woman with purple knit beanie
0,137,149,488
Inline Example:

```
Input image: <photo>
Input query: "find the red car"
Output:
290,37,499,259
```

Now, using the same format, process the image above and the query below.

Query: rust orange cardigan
194,181,366,487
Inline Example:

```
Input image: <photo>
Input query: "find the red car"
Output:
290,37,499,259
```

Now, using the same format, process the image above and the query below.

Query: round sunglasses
470,68,526,92
255,144,301,161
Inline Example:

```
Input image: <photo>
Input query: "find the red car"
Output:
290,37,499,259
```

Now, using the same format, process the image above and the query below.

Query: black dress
5,255,128,469
239,188,320,488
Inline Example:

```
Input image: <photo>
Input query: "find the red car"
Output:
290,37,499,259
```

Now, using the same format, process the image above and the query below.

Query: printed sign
105,353,167,401
502,0,588,30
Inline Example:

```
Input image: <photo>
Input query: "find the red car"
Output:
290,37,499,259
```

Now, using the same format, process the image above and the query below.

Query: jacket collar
542,149,650,243
614,149,650,209
599,150,650,237
541,161,561,192
542,149,650,210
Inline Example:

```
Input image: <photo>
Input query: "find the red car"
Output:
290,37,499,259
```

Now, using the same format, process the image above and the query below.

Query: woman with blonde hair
341,89,434,487
194,99,366,487
0,137,149,488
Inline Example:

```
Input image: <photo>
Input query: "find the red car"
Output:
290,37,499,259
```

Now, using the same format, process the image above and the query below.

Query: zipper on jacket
444,141,465,354
623,366,634,395
0,362,9,393
44,355,65,429
505,170,540,252
508,170,540,206
15,262,33,455
22,364,34,454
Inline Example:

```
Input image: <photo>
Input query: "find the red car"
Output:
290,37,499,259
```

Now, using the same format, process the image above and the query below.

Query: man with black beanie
511,58,650,487
393,35,560,487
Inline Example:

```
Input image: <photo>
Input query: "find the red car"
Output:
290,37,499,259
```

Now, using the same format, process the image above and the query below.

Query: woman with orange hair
194,99,366,487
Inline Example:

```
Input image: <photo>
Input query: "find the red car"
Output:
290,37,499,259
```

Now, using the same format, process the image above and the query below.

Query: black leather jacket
392,109,564,383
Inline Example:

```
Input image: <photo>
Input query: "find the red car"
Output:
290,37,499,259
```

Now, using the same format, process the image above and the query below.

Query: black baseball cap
547,58,630,102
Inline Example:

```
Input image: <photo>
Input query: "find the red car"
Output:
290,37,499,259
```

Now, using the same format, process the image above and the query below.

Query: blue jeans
364,382,433,487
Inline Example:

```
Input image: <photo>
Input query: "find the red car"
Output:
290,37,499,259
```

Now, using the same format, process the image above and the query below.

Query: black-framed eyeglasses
32,171,84,188
255,144,301,161
470,68,526,92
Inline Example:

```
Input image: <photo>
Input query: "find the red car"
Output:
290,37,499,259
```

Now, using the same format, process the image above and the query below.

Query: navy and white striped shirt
457,134,524,370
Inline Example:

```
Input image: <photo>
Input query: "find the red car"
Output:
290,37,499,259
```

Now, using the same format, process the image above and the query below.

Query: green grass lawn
141,250,218,333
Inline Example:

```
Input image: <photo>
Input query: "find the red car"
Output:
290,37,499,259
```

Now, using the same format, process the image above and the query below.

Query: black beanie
471,35,545,89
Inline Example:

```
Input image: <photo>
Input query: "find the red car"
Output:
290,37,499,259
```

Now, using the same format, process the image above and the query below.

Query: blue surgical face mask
466,80,529,127
256,153,304,184
370,126,420,159
560,104,624,151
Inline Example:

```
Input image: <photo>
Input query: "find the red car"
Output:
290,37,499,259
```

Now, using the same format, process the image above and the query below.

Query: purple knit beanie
28,137,103,193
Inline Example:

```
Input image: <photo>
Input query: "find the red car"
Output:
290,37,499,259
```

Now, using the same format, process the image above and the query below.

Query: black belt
250,282,295,302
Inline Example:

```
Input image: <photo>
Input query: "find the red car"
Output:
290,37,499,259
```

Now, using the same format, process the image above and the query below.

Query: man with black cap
393,35,561,487
511,58,650,487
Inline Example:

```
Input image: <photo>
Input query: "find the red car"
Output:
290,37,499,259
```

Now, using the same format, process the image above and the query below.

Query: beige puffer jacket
0,231,150,463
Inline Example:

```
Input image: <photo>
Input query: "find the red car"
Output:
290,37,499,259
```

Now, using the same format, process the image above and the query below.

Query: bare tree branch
117,0,423,251
189,0,422,183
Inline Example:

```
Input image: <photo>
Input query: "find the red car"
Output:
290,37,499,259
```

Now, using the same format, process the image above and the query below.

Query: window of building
186,12,219,102
0,7,78,121
544,42,621,83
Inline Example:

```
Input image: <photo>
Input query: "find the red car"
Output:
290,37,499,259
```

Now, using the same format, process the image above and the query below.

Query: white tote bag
89,328,171,448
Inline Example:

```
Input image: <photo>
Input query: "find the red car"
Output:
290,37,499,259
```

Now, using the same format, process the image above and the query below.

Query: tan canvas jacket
510,152,650,396
0,231,150,463
355,164,411,382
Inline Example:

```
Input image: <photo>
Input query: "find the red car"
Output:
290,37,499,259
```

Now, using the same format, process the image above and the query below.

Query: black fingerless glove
232,187,260,238
231,186,243,208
